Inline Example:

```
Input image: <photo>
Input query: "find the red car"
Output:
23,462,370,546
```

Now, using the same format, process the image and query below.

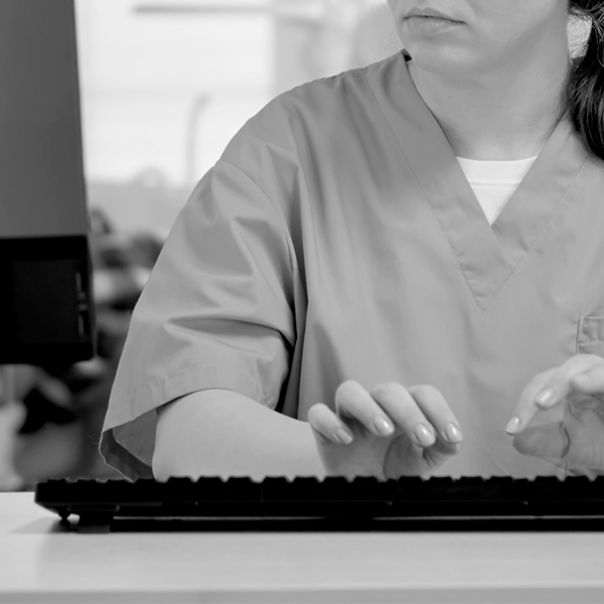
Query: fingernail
506,416,521,434
373,416,394,436
445,423,463,443
414,424,435,447
335,428,353,445
535,388,555,407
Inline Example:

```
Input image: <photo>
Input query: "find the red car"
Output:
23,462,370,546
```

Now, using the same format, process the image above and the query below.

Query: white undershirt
456,155,538,225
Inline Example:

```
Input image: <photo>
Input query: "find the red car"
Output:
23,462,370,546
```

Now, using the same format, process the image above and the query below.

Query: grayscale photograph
0,1,604,602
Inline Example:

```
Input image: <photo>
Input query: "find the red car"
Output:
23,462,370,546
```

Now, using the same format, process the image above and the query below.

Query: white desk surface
2,492,604,604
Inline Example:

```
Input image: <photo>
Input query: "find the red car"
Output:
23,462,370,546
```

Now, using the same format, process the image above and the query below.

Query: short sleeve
99,106,303,479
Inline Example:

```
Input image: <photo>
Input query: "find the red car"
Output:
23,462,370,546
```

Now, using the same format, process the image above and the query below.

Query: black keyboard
34,475,604,532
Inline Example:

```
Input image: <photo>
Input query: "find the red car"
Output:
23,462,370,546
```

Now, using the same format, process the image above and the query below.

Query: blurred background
0,0,398,490
77,0,398,238
0,0,591,490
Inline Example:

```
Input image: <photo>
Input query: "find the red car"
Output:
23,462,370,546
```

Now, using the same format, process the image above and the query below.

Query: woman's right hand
308,380,464,480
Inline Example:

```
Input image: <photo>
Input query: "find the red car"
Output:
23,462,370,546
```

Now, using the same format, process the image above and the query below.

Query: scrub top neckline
366,51,589,313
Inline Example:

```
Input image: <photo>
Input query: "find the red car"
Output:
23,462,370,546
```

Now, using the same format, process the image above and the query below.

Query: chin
405,44,479,76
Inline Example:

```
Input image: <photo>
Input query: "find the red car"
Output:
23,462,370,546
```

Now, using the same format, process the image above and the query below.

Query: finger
535,354,604,409
570,364,604,394
506,369,555,435
532,356,604,410
506,357,604,435
307,403,354,445
512,422,570,460
334,380,395,438
408,384,464,446
370,382,435,448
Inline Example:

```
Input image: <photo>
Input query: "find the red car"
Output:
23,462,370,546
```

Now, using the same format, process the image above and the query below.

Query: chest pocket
577,312,604,357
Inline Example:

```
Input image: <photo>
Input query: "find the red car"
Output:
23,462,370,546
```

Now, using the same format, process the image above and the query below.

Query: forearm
152,389,325,480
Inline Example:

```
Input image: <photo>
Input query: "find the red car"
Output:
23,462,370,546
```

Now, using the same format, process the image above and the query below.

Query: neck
407,38,571,160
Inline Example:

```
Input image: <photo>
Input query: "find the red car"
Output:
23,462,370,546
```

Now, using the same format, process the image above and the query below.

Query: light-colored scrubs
100,51,604,480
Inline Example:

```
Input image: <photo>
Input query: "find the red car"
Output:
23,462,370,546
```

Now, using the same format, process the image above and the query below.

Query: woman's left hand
506,354,604,475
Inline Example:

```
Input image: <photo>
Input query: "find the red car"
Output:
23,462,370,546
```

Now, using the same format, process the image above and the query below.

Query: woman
101,0,604,481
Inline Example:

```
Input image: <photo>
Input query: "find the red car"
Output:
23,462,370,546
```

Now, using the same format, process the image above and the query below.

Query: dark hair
568,1,604,159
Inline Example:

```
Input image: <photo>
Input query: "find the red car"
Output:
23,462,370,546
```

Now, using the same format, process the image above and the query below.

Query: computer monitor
0,0,94,365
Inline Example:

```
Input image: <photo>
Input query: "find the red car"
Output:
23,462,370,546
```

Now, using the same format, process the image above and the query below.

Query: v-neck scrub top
456,155,538,225
100,51,604,480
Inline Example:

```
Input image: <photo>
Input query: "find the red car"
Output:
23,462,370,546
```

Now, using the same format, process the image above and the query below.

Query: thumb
512,422,570,461
422,437,462,468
